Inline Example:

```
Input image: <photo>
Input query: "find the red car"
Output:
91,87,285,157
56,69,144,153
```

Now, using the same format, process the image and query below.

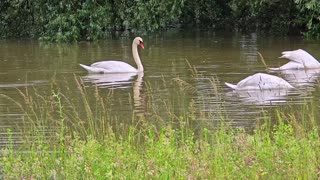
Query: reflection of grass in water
1,75,320,179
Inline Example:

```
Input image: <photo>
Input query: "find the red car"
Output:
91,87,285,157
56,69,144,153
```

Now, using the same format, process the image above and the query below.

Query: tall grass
1,75,320,179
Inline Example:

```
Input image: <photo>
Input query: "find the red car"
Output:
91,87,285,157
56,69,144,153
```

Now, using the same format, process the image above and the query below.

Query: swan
80,37,144,73
269,49,320,71
225,73,294,90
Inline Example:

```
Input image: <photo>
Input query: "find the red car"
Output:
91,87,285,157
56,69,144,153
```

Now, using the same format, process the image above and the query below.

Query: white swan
225,73,294,90
80,37,144,73
269,49,320,70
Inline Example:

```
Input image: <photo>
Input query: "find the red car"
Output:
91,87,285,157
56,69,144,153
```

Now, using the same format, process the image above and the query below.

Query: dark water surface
1,30,320,146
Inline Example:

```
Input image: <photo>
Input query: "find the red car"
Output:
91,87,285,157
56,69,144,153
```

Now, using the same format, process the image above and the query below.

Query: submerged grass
1,76,320,179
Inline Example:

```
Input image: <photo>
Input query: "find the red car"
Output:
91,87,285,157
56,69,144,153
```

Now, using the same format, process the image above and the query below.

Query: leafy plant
113,0,185,32
0,0,35,38
230,0,298,34
38,1,113,42
1,0,320,41
180,0,233,29
294,0,320,38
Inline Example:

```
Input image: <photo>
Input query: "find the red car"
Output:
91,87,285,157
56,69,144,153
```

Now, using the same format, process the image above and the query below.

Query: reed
1,75,320,179
257,51,269,70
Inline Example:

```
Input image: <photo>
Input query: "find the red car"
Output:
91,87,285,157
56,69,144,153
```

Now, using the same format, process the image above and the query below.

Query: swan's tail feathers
80,64,92,72
268,67,281,71
80,64,102,73
225,82,237,90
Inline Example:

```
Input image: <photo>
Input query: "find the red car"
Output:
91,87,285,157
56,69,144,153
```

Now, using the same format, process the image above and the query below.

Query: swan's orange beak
139,42,144,49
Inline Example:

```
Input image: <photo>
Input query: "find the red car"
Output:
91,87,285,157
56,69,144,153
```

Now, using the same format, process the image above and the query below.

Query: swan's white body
80,37,144,73
80,61,138,73
269,49,320,70
225,73,294,90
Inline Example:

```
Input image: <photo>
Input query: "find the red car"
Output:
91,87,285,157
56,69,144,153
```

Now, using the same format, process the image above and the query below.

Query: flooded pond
1,30,320,146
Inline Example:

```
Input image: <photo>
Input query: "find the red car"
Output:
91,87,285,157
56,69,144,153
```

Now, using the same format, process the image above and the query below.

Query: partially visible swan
80,37,144,73
225,73,294,90
269,49,320,70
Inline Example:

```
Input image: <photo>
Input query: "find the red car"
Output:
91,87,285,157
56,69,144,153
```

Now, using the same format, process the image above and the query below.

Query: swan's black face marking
139,40,145,49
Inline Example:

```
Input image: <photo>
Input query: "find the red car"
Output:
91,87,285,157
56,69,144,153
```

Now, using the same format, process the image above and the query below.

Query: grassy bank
1,77,320,179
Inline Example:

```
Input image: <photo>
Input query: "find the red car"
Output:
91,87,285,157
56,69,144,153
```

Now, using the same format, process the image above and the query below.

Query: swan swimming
225,73,294,90
269,49,320,71
80,37,144,73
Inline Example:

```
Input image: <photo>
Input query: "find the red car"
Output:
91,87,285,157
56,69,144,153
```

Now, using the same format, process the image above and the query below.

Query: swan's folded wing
91,61,128,69
236,74,257,88
236,73,294,89
225,82,237,89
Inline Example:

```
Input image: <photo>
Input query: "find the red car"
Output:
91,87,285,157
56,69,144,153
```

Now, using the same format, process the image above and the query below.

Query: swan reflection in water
226,88,294,106
81,72,145,115
270,69,320,88
81,72,138,89
0,80,48,88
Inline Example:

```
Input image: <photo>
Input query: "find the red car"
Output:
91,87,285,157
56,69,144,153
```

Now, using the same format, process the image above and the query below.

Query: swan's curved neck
132,42,143,72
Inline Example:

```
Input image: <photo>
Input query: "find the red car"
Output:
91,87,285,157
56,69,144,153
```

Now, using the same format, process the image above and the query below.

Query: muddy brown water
1,30,320,147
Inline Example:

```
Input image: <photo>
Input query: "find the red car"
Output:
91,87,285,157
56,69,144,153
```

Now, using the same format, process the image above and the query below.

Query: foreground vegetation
1,0,319,41
1,76,320,179
3,115,320,179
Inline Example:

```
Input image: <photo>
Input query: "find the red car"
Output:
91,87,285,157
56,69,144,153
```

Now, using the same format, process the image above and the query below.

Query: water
1,30,320,146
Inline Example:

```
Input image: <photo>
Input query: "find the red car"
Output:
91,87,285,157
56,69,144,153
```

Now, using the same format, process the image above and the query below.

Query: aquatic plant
1,74,320,178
